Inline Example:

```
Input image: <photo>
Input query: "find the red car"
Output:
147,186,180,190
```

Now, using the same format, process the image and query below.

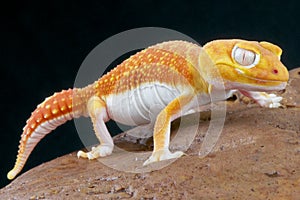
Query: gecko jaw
240,72,287,88
228,80,287,92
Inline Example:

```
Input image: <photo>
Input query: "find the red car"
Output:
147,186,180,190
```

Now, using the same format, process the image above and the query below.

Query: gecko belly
104,83,182,126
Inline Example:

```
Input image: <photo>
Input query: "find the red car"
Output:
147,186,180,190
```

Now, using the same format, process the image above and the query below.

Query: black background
1,0,299,188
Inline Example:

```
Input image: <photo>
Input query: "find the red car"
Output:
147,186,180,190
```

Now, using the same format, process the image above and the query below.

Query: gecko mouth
243,73,286,84
238,73,287,91
224,68,287,91
233,67,287,86
217,63,288,89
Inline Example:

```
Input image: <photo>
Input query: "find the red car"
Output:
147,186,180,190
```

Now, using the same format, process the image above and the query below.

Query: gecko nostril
273,69,278,74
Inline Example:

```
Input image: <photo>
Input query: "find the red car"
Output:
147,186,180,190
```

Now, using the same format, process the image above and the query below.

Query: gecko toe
143,149,184,166
77,145,113,160
77,150,88,158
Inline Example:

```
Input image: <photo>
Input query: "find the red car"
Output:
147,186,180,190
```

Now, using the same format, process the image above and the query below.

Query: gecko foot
143,149,185,166
77,144,113,160
258,93,283,108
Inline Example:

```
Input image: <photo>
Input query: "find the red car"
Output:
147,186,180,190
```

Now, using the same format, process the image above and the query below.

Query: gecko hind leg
77,96,114,160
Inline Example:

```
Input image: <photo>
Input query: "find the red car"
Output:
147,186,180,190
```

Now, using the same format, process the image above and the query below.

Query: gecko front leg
143,94,193,165
239,90,283,108
77,96,114,159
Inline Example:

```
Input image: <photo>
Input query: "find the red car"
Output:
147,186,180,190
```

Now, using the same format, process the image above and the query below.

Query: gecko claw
77,145,113,160
264,94,283,108
77,150,88,159
143,149,185,166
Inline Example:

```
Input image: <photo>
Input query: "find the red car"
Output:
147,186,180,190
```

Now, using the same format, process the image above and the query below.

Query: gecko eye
232,45,260,69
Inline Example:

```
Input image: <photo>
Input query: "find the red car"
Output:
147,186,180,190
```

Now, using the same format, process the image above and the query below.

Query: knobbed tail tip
7,168,18,180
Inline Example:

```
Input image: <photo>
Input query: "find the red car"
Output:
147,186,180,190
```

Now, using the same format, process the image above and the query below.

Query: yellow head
203,39,289,91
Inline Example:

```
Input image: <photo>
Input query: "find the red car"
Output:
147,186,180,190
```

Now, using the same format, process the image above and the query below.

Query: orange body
8,40,289,180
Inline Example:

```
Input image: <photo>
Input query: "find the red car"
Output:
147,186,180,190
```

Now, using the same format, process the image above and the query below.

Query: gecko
7,39,289,180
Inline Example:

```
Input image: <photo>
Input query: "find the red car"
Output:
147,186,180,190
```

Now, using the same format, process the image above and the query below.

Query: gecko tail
7,86,93,180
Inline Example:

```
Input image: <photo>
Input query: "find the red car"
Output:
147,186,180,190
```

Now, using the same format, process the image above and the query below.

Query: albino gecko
7,39,289,180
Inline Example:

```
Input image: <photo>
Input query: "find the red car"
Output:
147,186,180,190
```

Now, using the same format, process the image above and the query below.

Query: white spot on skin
235,68,245,74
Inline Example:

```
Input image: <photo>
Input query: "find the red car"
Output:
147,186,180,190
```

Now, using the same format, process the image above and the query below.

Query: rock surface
1,68,300,199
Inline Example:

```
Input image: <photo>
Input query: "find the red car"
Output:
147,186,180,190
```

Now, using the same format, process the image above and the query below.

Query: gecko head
203,39,289,91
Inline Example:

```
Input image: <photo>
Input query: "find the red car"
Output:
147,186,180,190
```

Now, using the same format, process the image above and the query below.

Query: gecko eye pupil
232,46,260,69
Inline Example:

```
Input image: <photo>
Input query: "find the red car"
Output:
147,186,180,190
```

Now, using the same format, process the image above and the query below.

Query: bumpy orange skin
95,48,199,96
21,89,73,145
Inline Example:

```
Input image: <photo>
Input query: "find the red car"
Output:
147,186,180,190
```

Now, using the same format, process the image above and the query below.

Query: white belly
105,83,181,126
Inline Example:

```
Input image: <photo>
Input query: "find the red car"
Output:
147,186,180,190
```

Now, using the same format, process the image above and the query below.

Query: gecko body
7,39,289,180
